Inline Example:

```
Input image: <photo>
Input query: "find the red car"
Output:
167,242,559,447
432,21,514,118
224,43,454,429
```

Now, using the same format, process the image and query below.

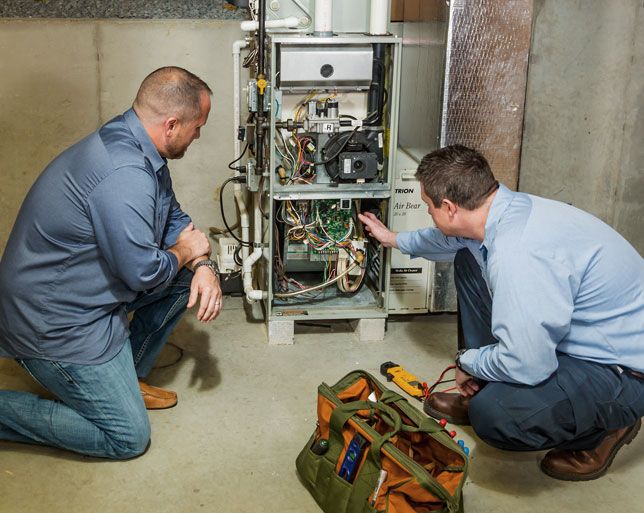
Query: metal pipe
255,0,267,176
366,43,386,126
257,0,266,77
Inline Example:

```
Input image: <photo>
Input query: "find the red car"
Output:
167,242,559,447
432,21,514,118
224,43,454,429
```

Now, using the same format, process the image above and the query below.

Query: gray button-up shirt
0,109,191,364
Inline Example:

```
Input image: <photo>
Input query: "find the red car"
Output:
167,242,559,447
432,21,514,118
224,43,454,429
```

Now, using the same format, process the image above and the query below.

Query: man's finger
197,287,210,321
187,281,199,309
209,294,223,321
203,293,219,322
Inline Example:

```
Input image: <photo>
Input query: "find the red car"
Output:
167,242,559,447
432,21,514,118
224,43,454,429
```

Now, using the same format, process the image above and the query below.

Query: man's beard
166,140,187,160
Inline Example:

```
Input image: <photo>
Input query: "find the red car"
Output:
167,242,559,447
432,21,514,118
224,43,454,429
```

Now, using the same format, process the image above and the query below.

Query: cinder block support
268,319,295,345
352,318,386,342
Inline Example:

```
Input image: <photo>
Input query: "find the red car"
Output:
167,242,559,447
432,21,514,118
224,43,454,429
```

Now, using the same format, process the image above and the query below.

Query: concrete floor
0,298,642,512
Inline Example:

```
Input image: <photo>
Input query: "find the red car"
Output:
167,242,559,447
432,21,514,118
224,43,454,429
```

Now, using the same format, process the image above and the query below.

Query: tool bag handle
379,386,444,435
328,399,403,466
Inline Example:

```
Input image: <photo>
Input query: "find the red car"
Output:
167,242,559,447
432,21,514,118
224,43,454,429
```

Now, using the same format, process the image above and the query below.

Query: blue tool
338,433,368,483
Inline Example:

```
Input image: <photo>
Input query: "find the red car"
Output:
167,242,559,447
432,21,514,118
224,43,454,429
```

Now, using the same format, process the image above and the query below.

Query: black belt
625,368,644,380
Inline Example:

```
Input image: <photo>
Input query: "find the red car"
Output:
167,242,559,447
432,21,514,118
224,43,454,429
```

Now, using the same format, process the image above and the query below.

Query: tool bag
296,370,468,513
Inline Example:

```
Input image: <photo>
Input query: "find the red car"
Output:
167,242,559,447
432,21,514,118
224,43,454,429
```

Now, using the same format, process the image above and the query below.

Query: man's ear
443,199,458,219
164,117,179,137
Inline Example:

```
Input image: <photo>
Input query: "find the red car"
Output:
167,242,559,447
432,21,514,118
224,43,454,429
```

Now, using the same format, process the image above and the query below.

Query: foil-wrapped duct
441,0,534,189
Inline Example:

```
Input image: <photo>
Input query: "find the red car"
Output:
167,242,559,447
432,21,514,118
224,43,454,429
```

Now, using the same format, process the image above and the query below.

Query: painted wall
0,19,244,253
1,0,642,257
520,0,643,253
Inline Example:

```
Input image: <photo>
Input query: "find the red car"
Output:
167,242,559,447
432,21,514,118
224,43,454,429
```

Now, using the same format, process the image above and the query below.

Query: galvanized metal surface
279,44,374,90
441,0,533,189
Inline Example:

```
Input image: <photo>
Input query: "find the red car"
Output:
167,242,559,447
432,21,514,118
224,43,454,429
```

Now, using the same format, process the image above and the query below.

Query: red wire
424,364,457,399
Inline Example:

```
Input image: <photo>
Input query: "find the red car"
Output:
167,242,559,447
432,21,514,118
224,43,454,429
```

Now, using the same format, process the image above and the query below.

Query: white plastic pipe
370,0,389,35
314,0,333,36
240,17,300,32
243,193,268,302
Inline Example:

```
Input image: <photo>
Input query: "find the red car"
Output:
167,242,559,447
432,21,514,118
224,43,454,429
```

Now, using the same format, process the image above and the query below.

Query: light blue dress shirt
397,184,644,385
0,109,191,364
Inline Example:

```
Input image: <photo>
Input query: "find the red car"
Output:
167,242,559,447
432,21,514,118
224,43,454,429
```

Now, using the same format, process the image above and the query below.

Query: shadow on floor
150,318,221,392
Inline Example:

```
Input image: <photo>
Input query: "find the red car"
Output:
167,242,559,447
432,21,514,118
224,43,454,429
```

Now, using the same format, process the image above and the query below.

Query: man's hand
455,367,480,398
169,223,211,268
187,265,223,322
357,212,399,248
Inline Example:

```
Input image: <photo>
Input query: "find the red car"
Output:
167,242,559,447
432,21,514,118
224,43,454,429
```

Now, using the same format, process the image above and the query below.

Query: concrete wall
520,0,644,253
0,19,243,254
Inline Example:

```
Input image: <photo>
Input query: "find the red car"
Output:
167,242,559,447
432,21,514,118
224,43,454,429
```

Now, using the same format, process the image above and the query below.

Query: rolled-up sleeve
397,227,471,262
459,249,576,385
86,167,178,292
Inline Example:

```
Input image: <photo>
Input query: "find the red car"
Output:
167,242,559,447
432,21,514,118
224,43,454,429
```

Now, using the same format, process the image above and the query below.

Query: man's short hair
133,66,213,122
415,145,498,210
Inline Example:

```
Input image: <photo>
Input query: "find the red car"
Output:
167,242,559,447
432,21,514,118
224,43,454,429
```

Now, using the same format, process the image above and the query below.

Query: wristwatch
193,258,220,277
455,349,468,372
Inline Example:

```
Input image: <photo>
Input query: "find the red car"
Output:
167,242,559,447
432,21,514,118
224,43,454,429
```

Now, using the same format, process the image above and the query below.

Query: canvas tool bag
296,370,468,513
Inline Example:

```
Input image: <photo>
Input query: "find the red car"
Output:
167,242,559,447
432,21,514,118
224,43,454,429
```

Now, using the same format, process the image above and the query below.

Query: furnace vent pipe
370,0,389,35
314,0,333,37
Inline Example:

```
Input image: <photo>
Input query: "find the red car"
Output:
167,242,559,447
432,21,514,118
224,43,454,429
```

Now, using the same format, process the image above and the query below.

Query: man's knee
106,412,151,460
469,389,544,451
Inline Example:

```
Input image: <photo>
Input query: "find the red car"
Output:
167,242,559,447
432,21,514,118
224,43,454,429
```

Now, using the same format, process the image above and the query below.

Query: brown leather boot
540,418,642,481
423,392,471,425
138,380,178,410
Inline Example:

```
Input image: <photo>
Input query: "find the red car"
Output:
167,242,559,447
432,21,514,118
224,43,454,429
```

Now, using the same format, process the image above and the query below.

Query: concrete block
268,319,294,345
352,318,386,342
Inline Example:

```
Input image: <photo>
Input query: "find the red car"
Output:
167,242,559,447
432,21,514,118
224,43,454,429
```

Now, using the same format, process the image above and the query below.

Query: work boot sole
423,399,471,426
540,418,642,481
142,396,178,410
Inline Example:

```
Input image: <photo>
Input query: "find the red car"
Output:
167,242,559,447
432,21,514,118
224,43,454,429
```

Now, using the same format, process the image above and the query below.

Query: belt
616,366,644,380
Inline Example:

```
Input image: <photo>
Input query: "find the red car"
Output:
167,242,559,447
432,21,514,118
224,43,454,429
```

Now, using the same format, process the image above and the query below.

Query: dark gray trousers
454,249,644,451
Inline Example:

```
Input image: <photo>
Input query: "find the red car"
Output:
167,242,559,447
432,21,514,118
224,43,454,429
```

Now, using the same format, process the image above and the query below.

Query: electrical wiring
274,259,361,298
273,197,368,299
219,176,251,246
228,142,249,170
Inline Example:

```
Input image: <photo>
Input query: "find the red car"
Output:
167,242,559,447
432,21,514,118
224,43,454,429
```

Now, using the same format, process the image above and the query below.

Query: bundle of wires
274,200,366,298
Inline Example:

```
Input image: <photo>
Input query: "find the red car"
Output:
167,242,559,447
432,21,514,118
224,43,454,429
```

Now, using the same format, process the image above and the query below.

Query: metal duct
396,0,533,312
441,0,533,189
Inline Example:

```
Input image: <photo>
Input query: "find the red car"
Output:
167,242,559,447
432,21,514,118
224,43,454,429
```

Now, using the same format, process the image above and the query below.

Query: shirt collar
481,183,515,251
123,108,167,174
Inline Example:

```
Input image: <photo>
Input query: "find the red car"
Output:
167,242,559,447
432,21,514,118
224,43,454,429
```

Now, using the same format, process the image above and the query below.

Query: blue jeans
0,268,192,459
454,249,644,451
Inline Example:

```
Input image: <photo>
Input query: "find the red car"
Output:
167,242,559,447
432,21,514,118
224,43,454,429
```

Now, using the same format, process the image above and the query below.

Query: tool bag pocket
296,370,468,513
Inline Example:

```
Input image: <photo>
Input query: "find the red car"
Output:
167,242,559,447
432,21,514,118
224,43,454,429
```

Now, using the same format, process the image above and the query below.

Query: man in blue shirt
359,145,644,481
0,67,223,459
